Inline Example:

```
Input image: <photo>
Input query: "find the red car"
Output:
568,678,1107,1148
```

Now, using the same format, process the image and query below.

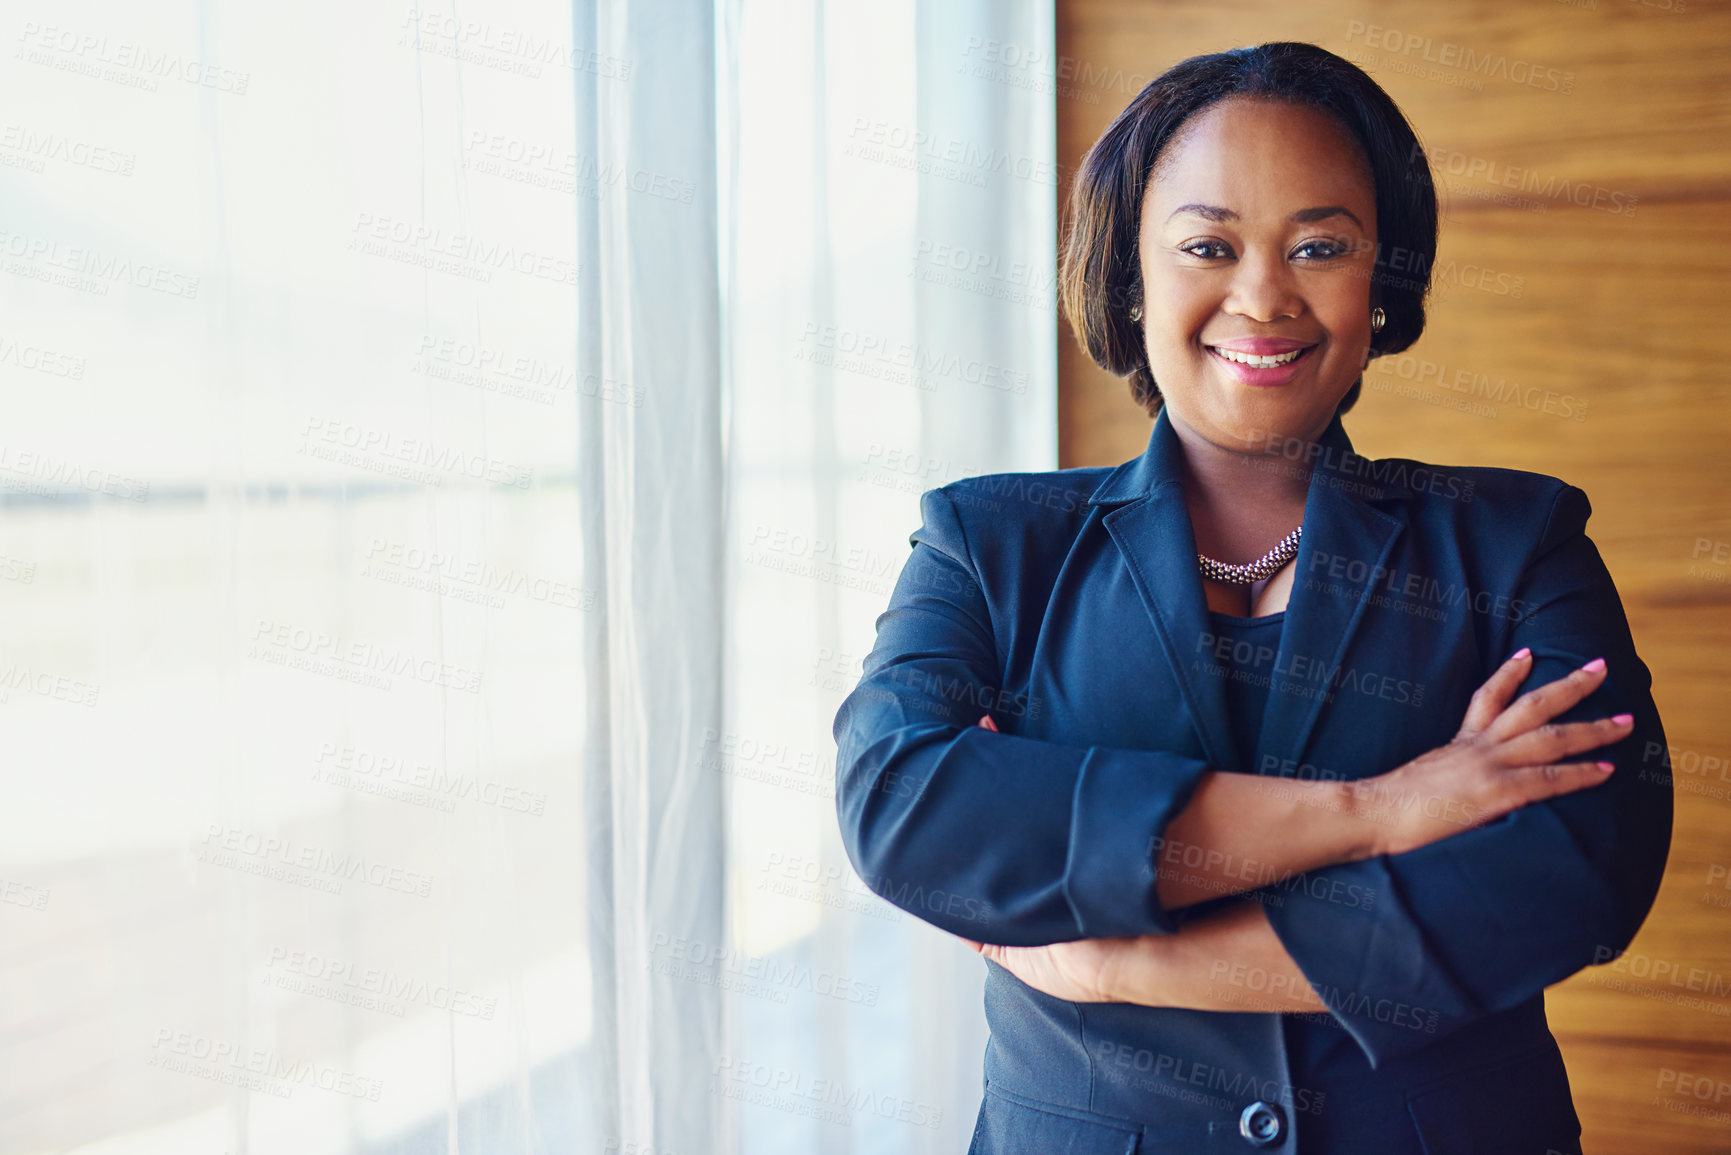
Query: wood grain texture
1055,2,1731,1151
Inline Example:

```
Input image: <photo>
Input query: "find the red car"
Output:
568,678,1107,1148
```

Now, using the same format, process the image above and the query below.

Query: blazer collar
1091,407,1409,774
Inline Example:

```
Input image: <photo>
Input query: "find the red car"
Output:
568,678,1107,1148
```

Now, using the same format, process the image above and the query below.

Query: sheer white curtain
573,3,727,1154
0,0,1052,1150
719,1,1055,1152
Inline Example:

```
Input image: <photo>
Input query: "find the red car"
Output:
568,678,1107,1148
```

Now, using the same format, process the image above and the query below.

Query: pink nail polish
1612,714,1633,726
1581,657,1606,673
1511,647,1531,661
1597,761,1615,773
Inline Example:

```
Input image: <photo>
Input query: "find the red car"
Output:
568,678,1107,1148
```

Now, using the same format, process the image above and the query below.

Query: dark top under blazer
833,408,1672,1154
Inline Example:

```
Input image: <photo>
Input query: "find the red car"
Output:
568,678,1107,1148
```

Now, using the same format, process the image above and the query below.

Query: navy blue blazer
833,408,1671,1154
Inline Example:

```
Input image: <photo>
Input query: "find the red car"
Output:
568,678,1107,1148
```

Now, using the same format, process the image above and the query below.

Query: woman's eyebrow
1167,203,1237,223
1164,203,1364,228
1291,205,1363,227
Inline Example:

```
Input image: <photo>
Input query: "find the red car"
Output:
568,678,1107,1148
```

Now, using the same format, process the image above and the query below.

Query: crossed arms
832,485,1672,1065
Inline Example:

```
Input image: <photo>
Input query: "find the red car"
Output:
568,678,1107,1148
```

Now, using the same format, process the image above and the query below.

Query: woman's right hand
1357,649,1633,858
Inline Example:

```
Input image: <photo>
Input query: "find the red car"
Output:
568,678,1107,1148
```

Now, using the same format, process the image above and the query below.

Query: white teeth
1213,347,1305,368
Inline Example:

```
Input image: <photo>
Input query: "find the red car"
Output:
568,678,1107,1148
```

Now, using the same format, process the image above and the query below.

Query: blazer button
1239,1100,1285,1147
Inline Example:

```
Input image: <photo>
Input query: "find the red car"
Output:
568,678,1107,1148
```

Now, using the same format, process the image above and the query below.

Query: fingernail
1511,647,1531,661
1581,657,1606,673
1597,761,1615,773
1612,714,1633,726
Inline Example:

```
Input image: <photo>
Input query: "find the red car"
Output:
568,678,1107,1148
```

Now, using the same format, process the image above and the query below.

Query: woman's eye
1292,239,1348,261
1180,240,1232,260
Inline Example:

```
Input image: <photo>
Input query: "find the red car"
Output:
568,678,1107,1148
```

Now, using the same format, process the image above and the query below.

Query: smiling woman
834,41,1671,1155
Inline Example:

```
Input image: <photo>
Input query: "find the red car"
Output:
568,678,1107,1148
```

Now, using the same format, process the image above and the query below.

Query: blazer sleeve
833,487,1214,946
1260,483,1673,1068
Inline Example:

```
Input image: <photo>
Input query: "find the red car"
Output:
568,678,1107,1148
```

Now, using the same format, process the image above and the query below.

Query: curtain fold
574,2,728,1152
719,1,1056,1150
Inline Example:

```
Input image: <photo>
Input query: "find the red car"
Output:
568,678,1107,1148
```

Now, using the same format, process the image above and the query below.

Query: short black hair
1058,42,1438,416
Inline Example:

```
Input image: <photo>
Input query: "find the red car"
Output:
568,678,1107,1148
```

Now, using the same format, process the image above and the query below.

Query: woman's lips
1206,342,1318,387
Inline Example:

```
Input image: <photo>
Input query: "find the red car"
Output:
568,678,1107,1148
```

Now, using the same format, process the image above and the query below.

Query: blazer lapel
1257,426,1408,774
1088,408,1409,776
1102,482,1239,771
1094,410,1237,770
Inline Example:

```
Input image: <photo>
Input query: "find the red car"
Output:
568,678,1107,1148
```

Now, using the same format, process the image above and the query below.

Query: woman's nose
1224,252,1302,322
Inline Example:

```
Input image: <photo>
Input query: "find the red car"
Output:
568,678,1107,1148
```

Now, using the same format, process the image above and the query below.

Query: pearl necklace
1197,525,1303,585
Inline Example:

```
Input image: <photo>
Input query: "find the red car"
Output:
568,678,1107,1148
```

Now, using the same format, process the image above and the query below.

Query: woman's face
1137,97,1379,454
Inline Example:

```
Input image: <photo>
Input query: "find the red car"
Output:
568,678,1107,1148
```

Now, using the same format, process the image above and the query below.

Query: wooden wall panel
1055,3,1731,1151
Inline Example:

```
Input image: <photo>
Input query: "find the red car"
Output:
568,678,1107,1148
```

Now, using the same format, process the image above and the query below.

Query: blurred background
0,1,1725,1153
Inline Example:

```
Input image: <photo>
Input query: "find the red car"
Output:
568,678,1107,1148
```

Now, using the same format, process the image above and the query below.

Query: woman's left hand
958,935,1146,1003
